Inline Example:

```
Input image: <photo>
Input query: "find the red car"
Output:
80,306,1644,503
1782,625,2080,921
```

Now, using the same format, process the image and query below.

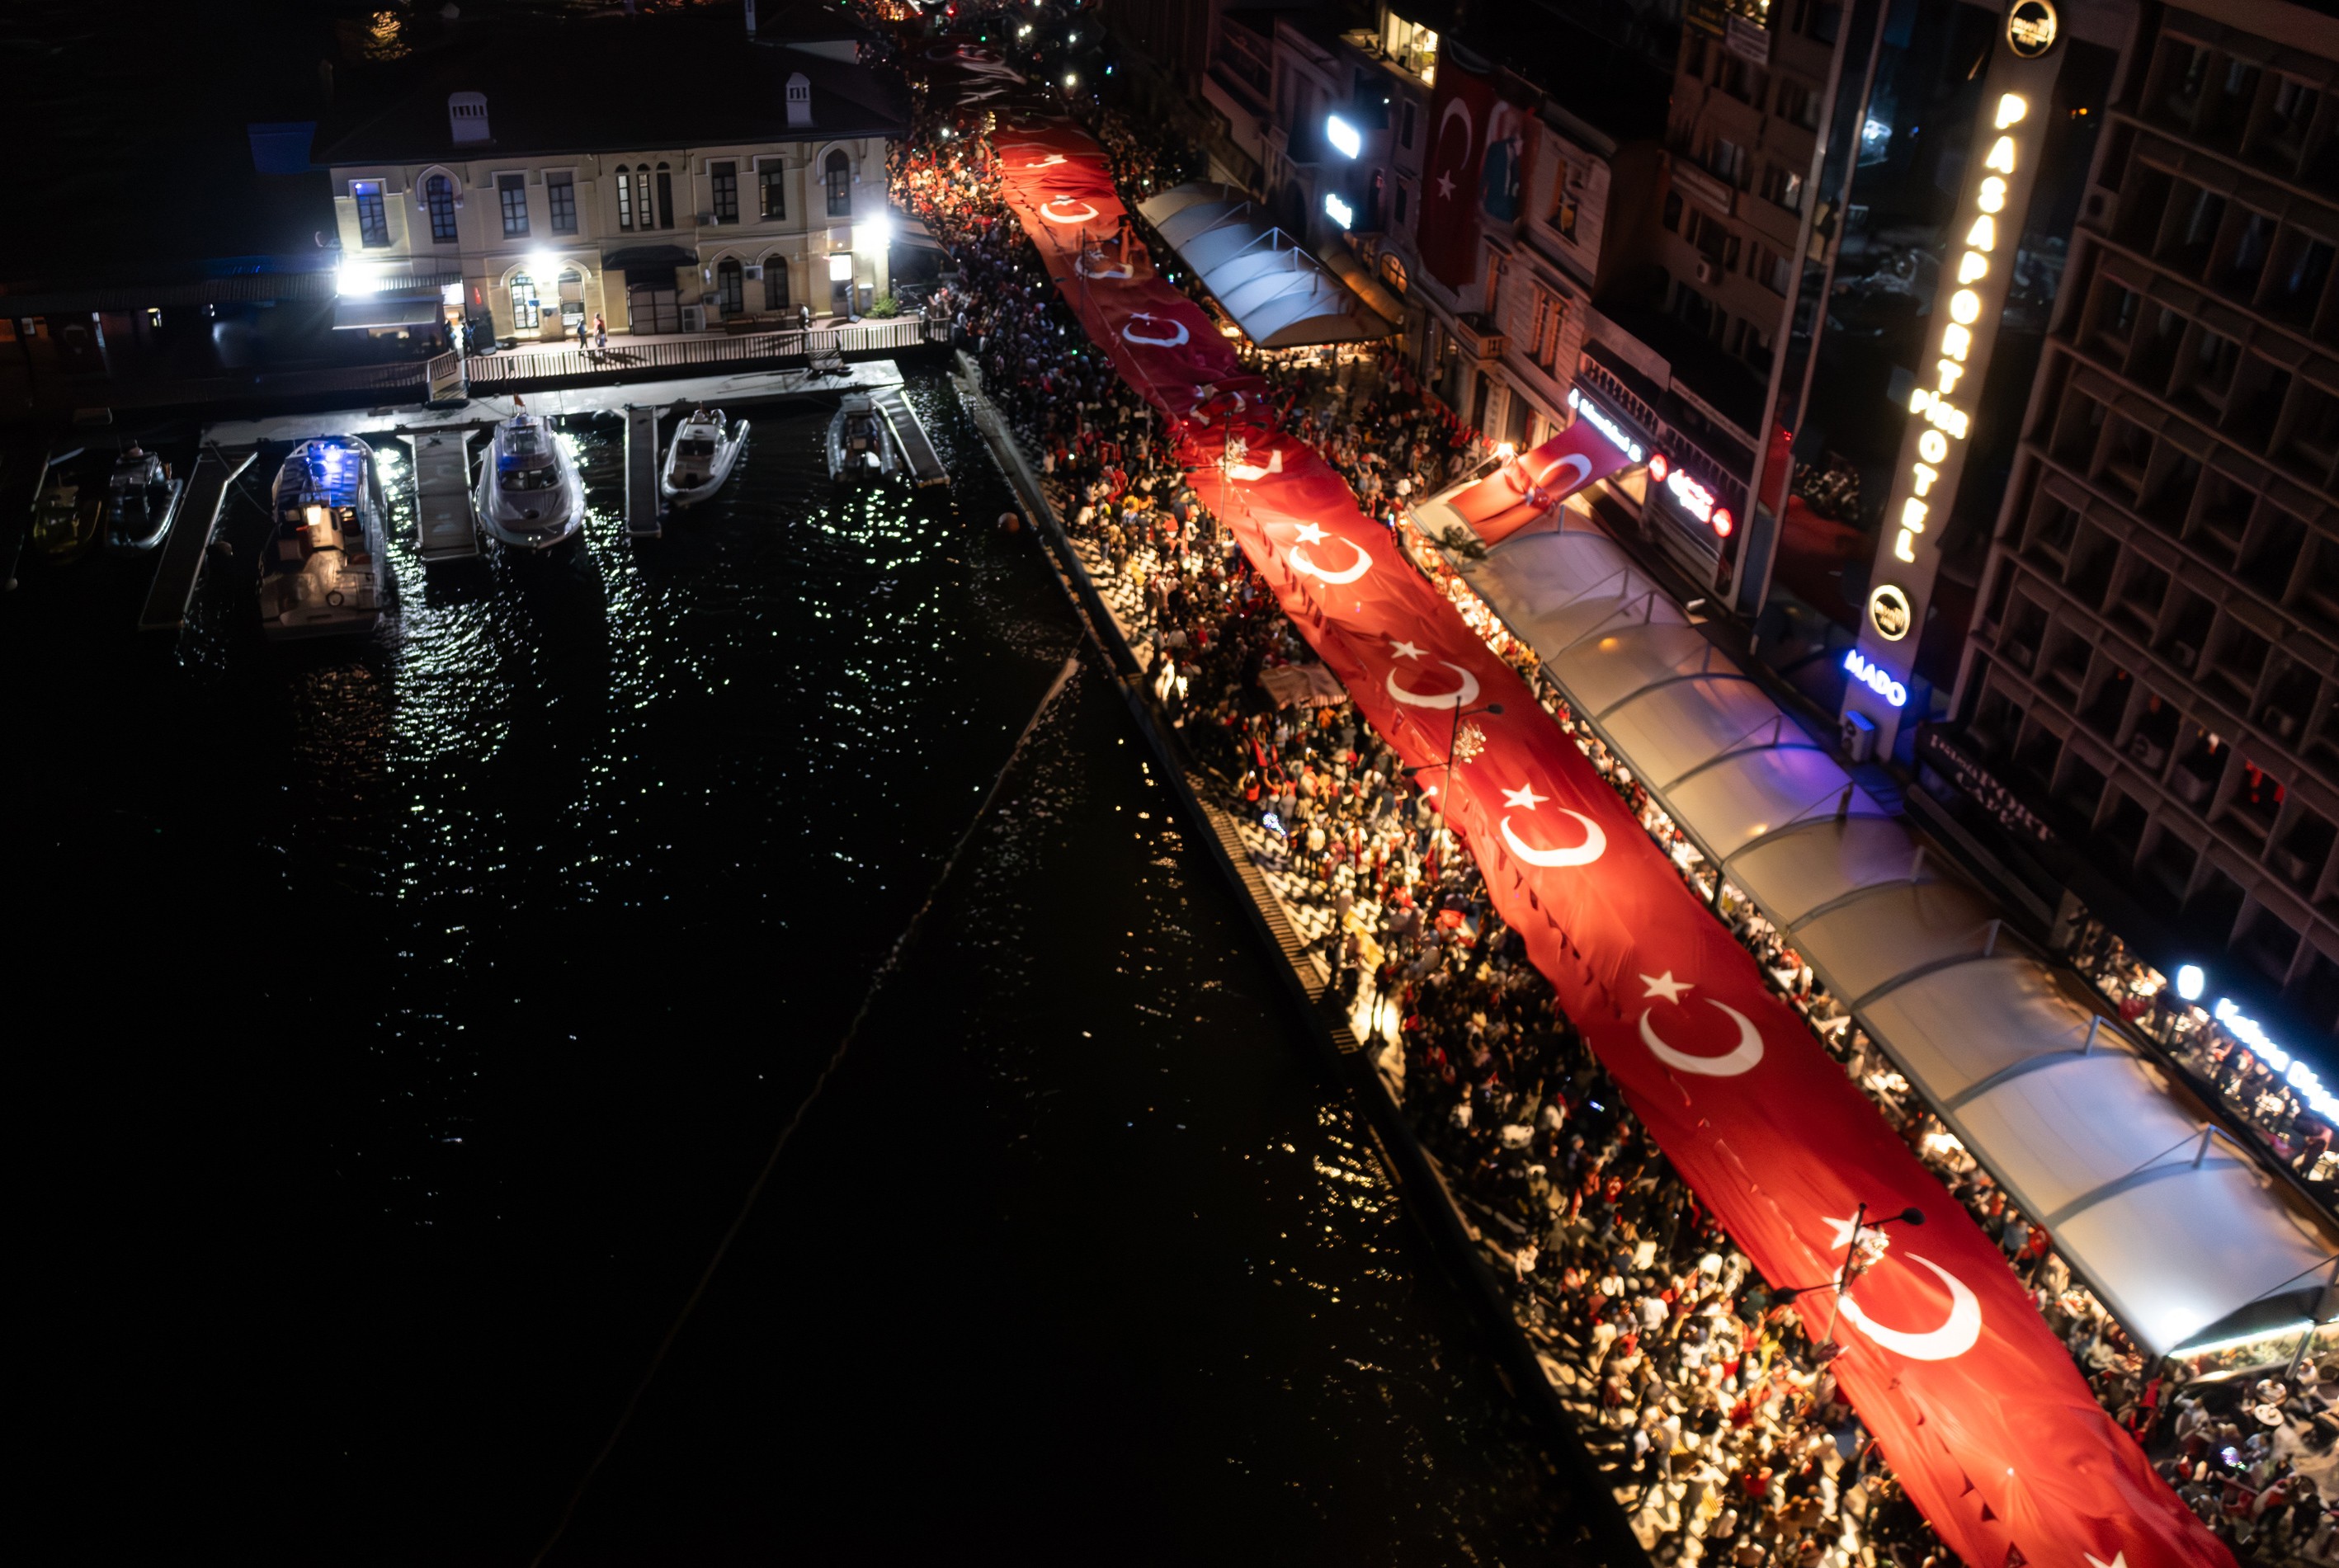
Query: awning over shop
1441,505,2338,1358
331,293,444,331
1134,182,1392,349
599,243,696,272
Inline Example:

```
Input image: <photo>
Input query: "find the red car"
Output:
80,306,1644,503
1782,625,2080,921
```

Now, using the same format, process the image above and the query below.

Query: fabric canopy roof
1441,505,2336,1358
1135,182,1392,349
331,293,443,331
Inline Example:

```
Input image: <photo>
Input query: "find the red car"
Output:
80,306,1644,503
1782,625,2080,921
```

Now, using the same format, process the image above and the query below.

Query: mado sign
1844,648,1908,709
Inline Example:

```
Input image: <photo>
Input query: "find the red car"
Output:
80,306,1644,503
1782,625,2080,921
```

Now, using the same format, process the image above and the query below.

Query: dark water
12,376,1571,1562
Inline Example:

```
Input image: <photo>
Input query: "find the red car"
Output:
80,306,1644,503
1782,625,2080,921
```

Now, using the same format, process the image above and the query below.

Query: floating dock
403,431,480,563
625,406,663,539
200,361,908,450
874,387,948,488
139,445,253,633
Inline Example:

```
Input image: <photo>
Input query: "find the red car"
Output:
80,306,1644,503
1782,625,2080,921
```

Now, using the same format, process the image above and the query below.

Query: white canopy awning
1440,504,2337,1357
1136,183,1393,349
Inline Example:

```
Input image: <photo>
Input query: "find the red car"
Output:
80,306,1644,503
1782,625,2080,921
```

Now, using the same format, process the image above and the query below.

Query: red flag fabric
1419,56,1498,290
1437,421,1636,547
993,121,2228,1568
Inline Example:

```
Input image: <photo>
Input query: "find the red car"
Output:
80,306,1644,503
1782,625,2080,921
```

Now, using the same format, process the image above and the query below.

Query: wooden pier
402,431,479,563
139,445,254,633
873,387,948,489
625,405,663,539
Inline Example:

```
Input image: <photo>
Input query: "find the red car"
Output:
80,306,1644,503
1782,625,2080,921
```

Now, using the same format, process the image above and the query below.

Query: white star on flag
1821,1213,1866,1250
2085,1555,2129,1568
1639,972,1691,1005
1502,784,1548,811
1389,639,1427,660
1436,171,1455,200
1294,521,1329,544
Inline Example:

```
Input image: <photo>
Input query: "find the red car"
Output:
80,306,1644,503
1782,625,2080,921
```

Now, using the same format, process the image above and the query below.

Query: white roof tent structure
1135,183,1393,350
1416,487,2338,1360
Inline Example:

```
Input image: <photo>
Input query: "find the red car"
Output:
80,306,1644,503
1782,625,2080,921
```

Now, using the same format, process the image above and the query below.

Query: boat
476,411,585,549
827,393,899,482
104,445,185,553
258,435,389,640
29,461,101,564
659,407,749,507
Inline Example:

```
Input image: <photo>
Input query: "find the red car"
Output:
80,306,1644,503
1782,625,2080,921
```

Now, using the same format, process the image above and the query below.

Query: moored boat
105,445,185,553
826,393,898,482
476,412,585,550
659,407,749,507
29,460,101,564
258,436,389,640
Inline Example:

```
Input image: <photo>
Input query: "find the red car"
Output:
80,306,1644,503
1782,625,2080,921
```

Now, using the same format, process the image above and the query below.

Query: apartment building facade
1951,0,2339,1034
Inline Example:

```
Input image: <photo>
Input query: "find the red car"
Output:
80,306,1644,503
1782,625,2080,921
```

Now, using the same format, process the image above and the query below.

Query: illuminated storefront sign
1566,387,1644,463
1324,191,1356,230
1844,648,1908,708
1846,1,2062,751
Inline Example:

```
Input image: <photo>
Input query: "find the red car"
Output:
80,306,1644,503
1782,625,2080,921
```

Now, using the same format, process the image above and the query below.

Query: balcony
1452,313,1507,361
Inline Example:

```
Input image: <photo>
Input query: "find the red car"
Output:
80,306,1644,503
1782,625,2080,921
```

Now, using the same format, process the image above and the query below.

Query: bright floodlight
2176,964,2205,1001
1326,115,1362,158
336,258,388,297
856,214,892,254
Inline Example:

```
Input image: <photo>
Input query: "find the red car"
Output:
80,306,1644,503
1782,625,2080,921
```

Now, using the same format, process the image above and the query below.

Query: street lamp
1402,699,1504,880
1783,1203,1924,1351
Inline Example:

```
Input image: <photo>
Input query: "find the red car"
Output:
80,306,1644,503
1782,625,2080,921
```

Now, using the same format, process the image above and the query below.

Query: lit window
825,150,852,218
509,273,540,331
498,173,529,238
711,161,738,224
760,163,787,221
546,172,577,235
425,174,458,244
353,180,389,247
616,165,634,232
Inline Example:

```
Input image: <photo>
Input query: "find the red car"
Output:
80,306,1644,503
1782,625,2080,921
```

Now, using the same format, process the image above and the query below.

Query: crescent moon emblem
1041,198,1101,224
1638,998,1765,1077
1835,1255,1983,1362
1026,153,1068,168
1436,97,1474,177
1121,313,1191,347
1384,661,1480,710
1543,452,1592,490
1290,539,1371,584
1079,256,1134,280
1499,810,1606,868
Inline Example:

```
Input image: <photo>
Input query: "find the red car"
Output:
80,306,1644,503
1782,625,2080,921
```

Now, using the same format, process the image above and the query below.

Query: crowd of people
874,21,2339,1566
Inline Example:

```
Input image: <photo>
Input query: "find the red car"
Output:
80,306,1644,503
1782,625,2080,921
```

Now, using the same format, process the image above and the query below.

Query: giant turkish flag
1419,55,1498,291
992,120,2229,1568
1427,421,1636,547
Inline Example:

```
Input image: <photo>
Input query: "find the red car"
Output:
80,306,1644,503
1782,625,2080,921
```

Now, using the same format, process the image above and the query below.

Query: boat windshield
677,439,716,459
501,466,561,492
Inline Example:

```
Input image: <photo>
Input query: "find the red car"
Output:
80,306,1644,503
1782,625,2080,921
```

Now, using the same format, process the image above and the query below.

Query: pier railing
14,317,942,414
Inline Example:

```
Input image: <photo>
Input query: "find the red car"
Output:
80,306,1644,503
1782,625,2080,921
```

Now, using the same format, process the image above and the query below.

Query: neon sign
2215,998,2339,1121
1846,3,2061,751
1323,191,1355,230
1567,387,1643,463
1844,649,1908,708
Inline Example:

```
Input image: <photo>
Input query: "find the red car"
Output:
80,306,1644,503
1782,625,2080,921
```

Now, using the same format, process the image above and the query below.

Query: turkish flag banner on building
1426,421,1637,547
1419,55,1499,291
994,122,2229,1568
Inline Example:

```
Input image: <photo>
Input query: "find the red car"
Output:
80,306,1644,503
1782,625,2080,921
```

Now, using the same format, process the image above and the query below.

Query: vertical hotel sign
1845,0,2063,751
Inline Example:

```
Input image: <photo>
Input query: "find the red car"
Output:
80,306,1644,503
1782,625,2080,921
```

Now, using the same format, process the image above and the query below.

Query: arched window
762,256,790,312
824,149,851,218
655,162,674,229
634,168,655,231
425,173,458,244
715,257,743,317
615,165,634,232
509,273,540,332
1379,253,1408,294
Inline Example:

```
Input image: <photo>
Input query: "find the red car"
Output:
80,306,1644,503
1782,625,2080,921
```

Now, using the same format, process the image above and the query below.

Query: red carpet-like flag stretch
991,116,2228,1568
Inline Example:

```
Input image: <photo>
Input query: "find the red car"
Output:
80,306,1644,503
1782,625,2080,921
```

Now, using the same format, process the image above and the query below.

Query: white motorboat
659,407,749,507
476,412,585,550
826,393,899,483
257,436,389,640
